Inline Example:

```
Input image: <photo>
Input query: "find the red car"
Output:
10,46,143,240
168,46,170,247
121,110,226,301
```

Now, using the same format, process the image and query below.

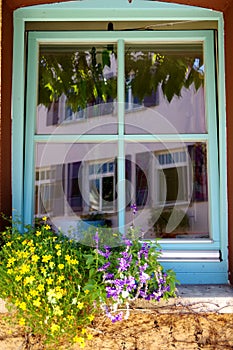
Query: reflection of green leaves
38,49,204,111
38,50,117,112
126,51,204,103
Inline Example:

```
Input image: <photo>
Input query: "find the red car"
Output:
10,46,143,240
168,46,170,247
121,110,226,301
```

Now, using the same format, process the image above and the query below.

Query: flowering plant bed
0,212,177,349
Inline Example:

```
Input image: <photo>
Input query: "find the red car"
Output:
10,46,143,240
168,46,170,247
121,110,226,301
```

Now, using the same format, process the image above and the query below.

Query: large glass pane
125,142,209,239
37,44,117,134
35,142,118,243
125,43,206,134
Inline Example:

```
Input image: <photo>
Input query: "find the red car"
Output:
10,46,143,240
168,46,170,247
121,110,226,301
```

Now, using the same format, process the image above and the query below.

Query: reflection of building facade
36,76,208,239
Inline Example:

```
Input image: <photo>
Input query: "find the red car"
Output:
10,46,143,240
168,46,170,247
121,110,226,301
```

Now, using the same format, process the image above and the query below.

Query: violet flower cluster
95,226,172,323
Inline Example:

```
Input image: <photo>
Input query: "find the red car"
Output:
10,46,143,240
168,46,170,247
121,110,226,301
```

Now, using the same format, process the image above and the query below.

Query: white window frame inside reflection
88,159,116,213
156,148,190,206
35,166,56,217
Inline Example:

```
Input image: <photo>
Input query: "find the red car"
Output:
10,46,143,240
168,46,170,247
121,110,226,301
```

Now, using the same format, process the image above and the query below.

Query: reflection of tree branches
39,47,204,112
39,49,117,111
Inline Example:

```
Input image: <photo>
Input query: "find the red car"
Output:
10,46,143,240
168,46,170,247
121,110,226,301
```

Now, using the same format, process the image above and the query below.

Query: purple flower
106,286,119,299
126,276,137,291
139,271,150,283
138,242,150,259
124,239,132,247
97,247,111,259
103,272,114,281
111,312,123,323
139,263,148,272
98,262,111,272
94,230,99,245
130,203,137,215
117,255,132,272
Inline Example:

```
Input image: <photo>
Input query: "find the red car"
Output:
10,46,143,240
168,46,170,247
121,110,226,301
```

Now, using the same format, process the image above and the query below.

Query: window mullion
117,39,125,233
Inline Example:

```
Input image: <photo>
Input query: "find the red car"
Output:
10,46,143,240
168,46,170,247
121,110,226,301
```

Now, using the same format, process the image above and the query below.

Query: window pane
37,44,117,135
125,142,209,239
125,44,206,134
35,142,118,241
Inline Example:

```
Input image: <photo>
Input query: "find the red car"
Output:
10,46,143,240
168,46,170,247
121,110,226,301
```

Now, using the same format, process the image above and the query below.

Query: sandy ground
0,311,233,350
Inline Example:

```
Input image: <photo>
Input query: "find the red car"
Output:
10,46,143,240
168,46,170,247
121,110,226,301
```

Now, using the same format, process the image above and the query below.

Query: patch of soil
1,312,233,350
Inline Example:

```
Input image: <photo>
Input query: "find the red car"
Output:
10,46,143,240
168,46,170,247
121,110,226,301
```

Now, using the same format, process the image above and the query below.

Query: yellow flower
19,302,27,311
53,306,63,316
31,254,40,263
42,255,52,263
22,251,30,258
77,302,84,310
7,269,13,274
20,264,30,274
84,289,89,295
22,240,28,245
49,261,55,269
87,315,95,322
55,244,61,250
67,315,74,320
16,275,22,282
56,250,62,256
16,250,23,258
40,267,47,275
33,298,41,308
36,230,41,237
24,276,35,285
73,336,85,345
58,264,64,270
29,246,35,253
46,277,53,285
65,255,71,262
42,216,47,221
57,275,65,283
51,323,60,334
7,257,16,266
30,289,39,297
81,328,87,335
37,284,45,292
19,318,26,326
6,242,12,247
27,240,34,247
44,225,51,230
87,333,93,340
70,259,78,265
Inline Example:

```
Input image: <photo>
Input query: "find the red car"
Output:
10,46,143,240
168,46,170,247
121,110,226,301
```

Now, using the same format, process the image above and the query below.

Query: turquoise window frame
12,1,228,284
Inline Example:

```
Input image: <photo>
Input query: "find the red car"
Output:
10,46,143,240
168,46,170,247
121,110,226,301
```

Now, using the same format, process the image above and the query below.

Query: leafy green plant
0,212,178,348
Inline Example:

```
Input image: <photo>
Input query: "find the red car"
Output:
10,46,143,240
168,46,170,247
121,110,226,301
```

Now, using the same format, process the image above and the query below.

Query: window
88,160,116,212
30,34,216,240
12,1,228,283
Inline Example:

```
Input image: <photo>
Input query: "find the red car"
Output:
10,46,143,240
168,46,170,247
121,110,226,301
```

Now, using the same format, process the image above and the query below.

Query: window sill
130,284,233,314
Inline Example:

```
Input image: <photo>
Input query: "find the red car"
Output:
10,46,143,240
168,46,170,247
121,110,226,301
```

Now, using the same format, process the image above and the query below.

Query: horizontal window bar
159,250,221,262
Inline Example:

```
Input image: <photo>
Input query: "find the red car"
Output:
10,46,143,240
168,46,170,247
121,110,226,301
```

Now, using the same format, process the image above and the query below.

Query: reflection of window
157,149,190,205
66,162,83,212
88,161,116,212
35,167,56,216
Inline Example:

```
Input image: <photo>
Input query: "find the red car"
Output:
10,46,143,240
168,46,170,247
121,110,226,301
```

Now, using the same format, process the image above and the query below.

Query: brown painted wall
225,1,233,284
1,0,233,282
0,2,12,225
